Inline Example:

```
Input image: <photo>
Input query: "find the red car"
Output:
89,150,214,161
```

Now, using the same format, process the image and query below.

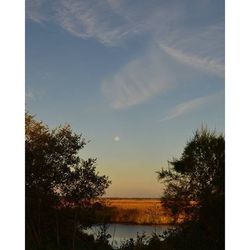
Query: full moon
114,136,120,142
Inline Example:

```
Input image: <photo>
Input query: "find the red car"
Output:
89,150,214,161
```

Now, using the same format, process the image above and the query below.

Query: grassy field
100,198,178,225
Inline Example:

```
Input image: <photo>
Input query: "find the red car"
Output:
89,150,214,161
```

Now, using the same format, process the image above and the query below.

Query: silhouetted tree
158,127,225,249
25,113,111,249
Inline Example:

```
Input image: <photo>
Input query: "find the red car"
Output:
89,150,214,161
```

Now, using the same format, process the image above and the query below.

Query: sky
26,0,225,198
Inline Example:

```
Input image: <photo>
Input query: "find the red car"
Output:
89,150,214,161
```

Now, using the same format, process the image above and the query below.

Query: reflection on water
83,223,172,247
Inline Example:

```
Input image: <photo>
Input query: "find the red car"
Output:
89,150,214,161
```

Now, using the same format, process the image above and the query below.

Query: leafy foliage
25,113,111,249
157,127,225,249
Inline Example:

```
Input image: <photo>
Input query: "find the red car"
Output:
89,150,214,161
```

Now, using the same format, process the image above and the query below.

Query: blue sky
26,0,224,197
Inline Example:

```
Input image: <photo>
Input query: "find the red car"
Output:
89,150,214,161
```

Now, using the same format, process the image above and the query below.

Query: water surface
84,223,172,247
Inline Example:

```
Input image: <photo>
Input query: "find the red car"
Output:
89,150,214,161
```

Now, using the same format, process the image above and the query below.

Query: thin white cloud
25,0,188,46
26,1,224,64
53,0,143,46
157,23,225,78
26,0,224,109
101,48,174,109
159,44,224,78
25,90,35,100
26,0,48,23
159,92,223,121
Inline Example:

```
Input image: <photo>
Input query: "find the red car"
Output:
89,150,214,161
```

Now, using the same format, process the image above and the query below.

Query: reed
103,198,175,225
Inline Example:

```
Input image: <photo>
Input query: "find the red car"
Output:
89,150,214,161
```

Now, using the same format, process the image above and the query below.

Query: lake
83,223,173,248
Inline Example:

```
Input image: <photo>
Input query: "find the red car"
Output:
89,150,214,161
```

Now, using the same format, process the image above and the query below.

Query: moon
114,136,120,142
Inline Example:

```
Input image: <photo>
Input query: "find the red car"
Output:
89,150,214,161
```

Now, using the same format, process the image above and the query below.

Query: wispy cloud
26,0,224,108
157,23,225,78
55,0,135,46
25,89,35,100
159,92,223,121
26,0,224,51
159,44,224,78
26,0,48,23
25,87,47,102
101,48,174,109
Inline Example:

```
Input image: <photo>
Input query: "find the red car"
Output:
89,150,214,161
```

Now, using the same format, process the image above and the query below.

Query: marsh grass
102,198,175,225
